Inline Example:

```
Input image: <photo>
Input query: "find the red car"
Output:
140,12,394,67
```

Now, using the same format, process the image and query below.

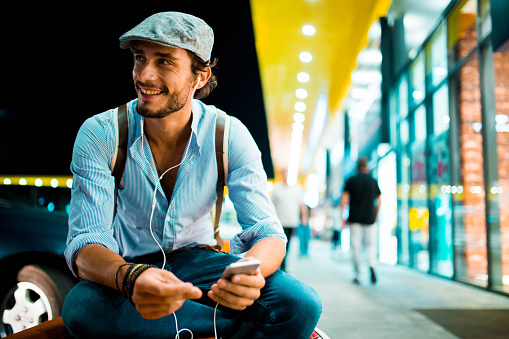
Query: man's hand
208,257,266,310
131,268,202,319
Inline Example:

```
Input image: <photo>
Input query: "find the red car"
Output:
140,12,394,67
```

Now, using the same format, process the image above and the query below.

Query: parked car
0,186,77,337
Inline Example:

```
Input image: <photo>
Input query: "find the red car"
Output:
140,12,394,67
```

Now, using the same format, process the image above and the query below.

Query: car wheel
0,265,74,337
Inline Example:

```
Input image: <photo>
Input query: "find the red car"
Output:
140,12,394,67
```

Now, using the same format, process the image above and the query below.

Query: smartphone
221,259,261,280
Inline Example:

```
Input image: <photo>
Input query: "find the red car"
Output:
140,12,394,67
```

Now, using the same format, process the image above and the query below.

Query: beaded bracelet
121,264,158,304
122,264,141,299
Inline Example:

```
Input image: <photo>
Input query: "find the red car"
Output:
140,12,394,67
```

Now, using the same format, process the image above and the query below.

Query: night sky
0,2,274,178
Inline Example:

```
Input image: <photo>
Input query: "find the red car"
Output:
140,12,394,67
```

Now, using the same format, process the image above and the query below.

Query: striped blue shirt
65,99,285,276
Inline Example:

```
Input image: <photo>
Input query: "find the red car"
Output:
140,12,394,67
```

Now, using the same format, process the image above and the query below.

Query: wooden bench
7,317,70,339
7,317,327,338
6,316,215,338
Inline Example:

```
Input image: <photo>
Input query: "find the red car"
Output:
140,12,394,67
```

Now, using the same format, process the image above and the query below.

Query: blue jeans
62,248,322,338
297,224,311,256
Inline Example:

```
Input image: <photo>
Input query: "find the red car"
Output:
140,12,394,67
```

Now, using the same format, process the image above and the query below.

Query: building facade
381,0,509,294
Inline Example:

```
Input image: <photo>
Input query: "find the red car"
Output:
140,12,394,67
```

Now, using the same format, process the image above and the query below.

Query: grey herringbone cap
119,12,214,61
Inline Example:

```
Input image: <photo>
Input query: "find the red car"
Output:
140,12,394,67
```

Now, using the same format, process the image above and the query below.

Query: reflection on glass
430,85,453,277
399,76,409,119
414,105,427,141
400,120,409,145
410,105,429,271
378,152,398,265
433,85,450,135
493,42,509,292
479,0,492,39
428,23,448,87
410,52,425,106
452,51,487,287
398,152,411,266
448,0,477,61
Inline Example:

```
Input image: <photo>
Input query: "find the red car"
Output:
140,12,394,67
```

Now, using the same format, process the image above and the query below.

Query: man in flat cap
62,12,322,338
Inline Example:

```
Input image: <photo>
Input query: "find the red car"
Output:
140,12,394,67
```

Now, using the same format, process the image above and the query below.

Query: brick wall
494,45,509,279
456,19,488,282
456,16,509,283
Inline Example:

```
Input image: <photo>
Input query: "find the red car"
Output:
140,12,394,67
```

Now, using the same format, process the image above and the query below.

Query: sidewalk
285,238,509,339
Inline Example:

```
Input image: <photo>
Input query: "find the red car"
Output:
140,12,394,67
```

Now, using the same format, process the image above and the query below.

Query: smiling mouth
140,88,163,96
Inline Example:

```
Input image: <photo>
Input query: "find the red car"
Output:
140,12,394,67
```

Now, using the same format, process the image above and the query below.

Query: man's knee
269,272,322,324
62,281,121,338
290,281,322,322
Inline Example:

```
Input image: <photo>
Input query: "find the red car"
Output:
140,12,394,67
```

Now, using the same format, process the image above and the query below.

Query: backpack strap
111,103,129,217
214,111,231,248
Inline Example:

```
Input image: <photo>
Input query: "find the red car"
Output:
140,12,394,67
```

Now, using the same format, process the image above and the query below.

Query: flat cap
119,12,214,62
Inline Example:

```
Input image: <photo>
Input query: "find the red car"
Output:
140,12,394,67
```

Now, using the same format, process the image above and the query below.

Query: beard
136,79,195,119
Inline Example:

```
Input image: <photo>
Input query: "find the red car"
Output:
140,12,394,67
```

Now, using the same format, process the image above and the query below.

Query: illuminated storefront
382,0,509,293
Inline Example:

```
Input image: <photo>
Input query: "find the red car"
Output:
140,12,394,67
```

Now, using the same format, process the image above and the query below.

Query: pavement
284,238,509,339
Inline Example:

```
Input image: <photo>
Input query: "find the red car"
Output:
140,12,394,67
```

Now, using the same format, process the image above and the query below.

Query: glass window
400,120,409,145
414,105,427,141
433,84,450,136
398,152,411,266
492,41,509,292
409,104,428,272
429,84,453,278
428,23,448,87
451,51,487,287
478,0,492,40
410,138,429,272
448,0,478,63
398,76,409,119
410,52,425,106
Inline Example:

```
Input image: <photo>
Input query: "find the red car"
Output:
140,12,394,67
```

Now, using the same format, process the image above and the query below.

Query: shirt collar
131,99,203,144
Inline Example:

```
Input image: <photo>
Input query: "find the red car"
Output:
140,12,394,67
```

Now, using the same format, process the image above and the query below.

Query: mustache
135,80,168,92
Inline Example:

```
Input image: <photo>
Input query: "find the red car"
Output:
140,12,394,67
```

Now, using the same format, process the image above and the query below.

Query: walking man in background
341,157,381,285
271,169,306,271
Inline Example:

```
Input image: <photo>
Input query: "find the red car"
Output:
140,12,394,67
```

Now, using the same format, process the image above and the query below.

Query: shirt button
166,216,171,222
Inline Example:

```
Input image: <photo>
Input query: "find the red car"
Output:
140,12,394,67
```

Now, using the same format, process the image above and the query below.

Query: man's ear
197,68,211,89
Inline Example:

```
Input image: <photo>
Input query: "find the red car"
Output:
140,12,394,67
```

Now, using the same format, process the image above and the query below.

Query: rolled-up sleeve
225,117,286,254
65,114,119,277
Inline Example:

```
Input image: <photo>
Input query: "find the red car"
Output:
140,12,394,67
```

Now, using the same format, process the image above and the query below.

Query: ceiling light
412,90,424,100
297,72,310,83
294,112,306,123
293,122,304,132
51,178,59,188
299,51,313,63
302,24,316,36
351,70,382,85
350,87,367,100
433,67,447,76
295,102,306,112
296,88,308,99
356,48,382,65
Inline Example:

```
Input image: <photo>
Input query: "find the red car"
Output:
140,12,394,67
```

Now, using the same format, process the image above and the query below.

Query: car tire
0,265,74,337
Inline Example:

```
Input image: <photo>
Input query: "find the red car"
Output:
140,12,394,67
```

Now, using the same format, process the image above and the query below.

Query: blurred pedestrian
341,157,381,284
329,201,342,255
271,169,306,271
298,204,311,257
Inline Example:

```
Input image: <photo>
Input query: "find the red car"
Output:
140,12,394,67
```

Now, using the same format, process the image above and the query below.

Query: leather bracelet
115,263,133,297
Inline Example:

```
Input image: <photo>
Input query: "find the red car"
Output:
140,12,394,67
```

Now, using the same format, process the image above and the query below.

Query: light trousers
349,222,378,278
